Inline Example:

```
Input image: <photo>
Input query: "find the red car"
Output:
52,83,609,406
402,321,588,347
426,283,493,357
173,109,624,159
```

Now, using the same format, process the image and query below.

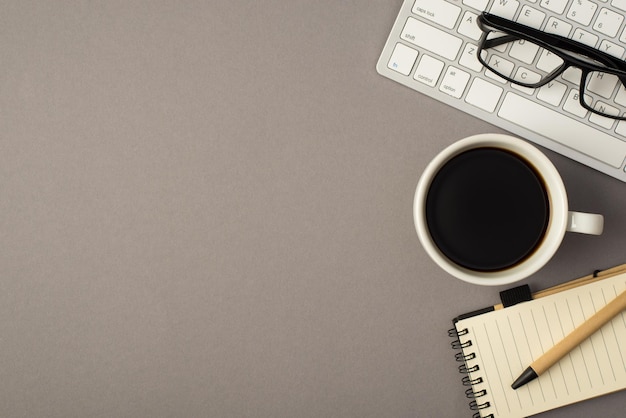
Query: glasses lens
480,34,565,87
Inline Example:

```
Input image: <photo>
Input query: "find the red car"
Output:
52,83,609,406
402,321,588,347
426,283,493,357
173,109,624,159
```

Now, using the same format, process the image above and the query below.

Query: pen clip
499,284,532,307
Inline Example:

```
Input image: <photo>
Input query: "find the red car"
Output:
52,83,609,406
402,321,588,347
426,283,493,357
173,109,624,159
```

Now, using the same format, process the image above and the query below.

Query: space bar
498,93,626,168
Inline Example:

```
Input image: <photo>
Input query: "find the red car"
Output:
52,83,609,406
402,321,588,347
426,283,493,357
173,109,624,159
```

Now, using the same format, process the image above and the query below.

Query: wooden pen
512,288,626,389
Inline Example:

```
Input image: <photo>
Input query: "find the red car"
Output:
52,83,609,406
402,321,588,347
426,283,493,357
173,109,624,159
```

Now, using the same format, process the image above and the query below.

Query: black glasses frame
476,12,626,120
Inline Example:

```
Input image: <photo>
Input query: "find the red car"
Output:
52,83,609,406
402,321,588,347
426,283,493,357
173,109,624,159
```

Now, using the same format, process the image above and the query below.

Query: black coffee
425,148,549,271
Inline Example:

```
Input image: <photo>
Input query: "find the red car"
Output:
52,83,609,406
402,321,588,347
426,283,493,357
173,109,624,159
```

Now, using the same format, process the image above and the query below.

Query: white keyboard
377,0,626,183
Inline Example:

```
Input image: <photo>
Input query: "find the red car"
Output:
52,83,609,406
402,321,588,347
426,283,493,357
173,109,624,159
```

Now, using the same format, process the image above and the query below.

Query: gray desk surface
2,1,625,417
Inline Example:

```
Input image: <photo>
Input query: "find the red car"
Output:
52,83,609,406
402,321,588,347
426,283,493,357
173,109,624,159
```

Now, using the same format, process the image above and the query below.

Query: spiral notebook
450,264,626,418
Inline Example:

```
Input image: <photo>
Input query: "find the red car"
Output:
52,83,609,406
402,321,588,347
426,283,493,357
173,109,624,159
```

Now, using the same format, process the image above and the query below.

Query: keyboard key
544,16,573,37
387,43,418,75
616,120,626,137
489,0,520,19
540,0,569,14
463,0,490,11
511,67,541,94
459,43,484,72
412,0,462,29
509,39,540,64
611,0,626,11
594,8,624,37
439,66,471,98
572,28,599,47
499,92,626,167
537,81,568,106
599,40,625,59
537,49,564,73
485,55,515,83
414,55,445,87
401,17,463,61
563,89,590,118
567,0,598,26
586,72,619,99
590,102,619,128
615,84,626,106
562,67,582,85
466,78,503,112
458,11,483,41
517,6,546,29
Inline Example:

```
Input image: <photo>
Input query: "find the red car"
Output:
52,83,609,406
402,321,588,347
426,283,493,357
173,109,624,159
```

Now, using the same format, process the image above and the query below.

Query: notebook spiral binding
449,327,494,418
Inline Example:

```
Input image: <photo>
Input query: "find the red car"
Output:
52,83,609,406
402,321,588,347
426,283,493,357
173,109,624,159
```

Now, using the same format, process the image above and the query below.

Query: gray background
2,1,625,417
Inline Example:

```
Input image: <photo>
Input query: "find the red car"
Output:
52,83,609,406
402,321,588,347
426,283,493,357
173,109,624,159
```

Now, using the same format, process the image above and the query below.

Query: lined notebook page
456,272,626,418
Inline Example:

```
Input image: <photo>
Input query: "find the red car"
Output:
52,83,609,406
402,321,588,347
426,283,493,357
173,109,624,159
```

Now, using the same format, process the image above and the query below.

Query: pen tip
511,366,538,390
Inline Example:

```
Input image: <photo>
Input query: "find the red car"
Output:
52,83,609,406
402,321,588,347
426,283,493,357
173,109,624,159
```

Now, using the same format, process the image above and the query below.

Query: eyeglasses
476,12,626,120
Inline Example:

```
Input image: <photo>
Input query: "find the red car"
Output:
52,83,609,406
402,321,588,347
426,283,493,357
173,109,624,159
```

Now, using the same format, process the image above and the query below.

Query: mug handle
567,211,604,235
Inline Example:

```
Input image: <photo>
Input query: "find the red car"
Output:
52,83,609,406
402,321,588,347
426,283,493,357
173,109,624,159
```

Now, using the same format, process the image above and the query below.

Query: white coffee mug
414,134,603,286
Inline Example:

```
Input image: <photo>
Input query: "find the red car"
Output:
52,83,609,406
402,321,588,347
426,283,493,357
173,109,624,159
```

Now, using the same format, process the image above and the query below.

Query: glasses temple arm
480,34,519,49
480,13,626,72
